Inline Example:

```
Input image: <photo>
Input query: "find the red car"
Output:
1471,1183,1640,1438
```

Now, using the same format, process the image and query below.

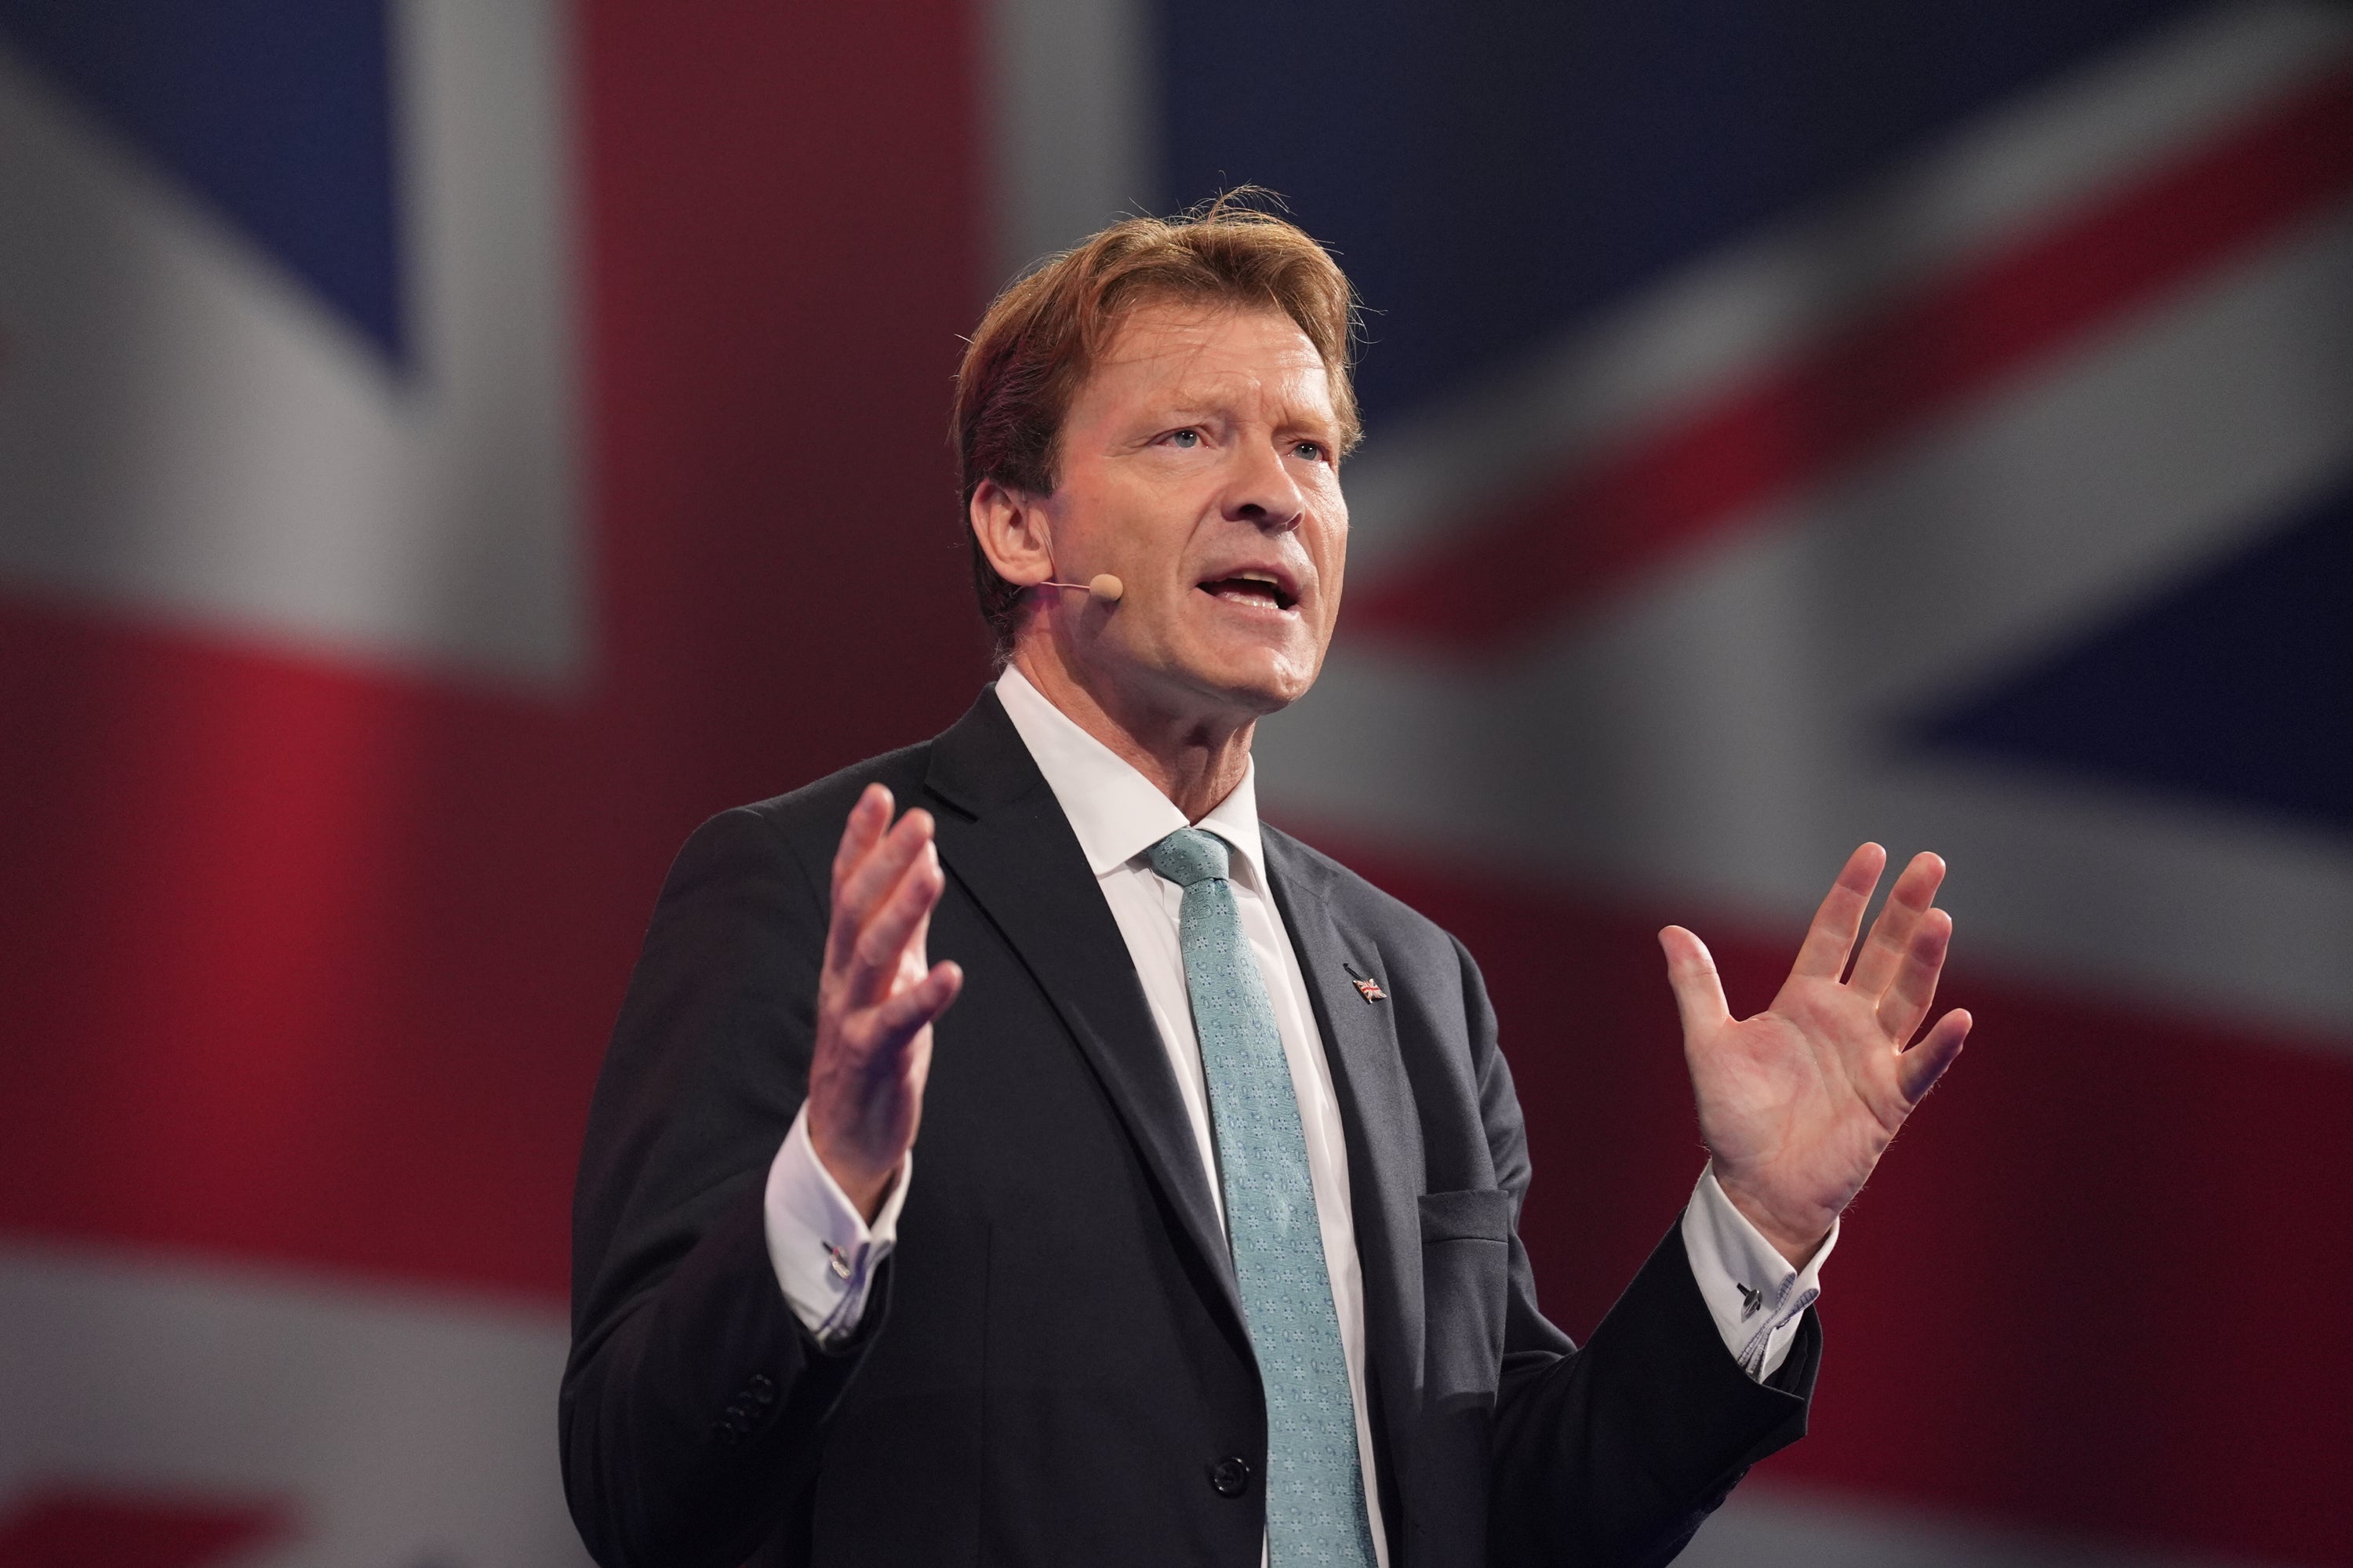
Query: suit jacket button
1209,1457,1252,1497
746,1373,776,1406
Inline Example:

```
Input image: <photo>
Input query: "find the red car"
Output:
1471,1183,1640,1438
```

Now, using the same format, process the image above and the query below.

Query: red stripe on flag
1318,836,2353,1566
0,1489,284,1568
1346,64,2353,653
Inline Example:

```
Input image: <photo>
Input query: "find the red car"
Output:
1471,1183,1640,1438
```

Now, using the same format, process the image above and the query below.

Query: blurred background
1,1,2348,1563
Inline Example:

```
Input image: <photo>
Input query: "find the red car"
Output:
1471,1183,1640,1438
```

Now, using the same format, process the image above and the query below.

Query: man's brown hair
952,191,1362,657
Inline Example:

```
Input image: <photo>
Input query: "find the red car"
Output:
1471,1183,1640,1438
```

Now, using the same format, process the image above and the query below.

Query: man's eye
1168,428,1201,449
1294,440,1326,461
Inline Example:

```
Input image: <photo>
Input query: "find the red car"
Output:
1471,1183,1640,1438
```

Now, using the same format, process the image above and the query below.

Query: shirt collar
993,662,1267,890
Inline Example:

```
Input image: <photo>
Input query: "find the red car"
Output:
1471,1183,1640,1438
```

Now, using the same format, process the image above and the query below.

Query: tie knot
1147,827,1230,887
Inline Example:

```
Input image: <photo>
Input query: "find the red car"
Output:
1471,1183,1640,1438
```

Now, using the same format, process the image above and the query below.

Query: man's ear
969,478,1055,587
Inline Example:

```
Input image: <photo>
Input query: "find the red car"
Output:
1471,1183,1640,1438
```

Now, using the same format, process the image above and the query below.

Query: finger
844,809,933,919
824,785,895,971
829,807,936,977
1876,905,1952,1046
900,884,940,984
1788,843,1887,980
830,784,892,897
1659,926,1733,1039
1896,1007,1969,1104
863,959,965,1053
1847,851,1947,997
846,837,946,1005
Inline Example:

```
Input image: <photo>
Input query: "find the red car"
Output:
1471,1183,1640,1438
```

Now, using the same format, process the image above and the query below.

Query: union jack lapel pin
1343,962,1387,1003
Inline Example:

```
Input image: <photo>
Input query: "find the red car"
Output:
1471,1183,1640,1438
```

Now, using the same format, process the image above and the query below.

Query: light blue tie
1148,828,1377,1568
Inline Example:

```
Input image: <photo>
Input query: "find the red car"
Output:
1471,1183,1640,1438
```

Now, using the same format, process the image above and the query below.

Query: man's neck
1009,644,1254,823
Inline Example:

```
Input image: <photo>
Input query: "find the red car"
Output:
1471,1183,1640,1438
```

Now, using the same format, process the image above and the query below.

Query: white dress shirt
763,664,1831,1553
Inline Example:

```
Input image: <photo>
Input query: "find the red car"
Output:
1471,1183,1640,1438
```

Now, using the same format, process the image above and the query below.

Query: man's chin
1167,651,1319,720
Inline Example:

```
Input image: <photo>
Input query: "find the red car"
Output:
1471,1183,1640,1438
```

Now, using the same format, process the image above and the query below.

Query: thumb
1658,926,1733,1039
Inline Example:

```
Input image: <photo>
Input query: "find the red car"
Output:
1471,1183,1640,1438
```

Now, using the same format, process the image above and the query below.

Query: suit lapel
924,691,1244,1335
1264,831,1427,1494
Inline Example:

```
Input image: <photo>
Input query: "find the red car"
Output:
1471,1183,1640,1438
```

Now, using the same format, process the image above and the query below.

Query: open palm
1660,845,1971,1263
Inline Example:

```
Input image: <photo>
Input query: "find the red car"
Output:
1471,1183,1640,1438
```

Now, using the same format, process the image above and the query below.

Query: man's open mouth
1197,572,1298,611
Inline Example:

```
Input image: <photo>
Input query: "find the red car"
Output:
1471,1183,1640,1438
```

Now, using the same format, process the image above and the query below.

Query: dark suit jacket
562,689,1818,1567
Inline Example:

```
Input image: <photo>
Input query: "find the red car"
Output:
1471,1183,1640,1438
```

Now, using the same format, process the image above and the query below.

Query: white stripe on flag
0,0,584,685
1688,1483,2294,1568
0,1242,585,1567
984,0,1158,284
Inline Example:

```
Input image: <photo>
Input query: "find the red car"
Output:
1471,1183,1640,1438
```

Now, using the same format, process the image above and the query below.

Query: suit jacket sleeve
1465,935,1821,1568
560,805,883,1568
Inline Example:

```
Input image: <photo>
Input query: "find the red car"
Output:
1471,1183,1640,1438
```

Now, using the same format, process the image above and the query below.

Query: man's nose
1224,439,1306,531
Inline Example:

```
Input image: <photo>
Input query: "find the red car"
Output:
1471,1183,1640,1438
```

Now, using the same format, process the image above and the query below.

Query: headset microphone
1038,574,1125,605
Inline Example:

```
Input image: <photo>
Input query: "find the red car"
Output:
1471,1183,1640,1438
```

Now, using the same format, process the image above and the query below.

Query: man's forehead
1093,301,1333,413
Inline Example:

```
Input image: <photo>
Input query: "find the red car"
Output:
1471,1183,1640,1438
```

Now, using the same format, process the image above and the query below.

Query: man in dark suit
561,198,1971,1567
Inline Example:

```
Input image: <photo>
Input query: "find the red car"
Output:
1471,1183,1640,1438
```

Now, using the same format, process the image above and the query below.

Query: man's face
1032,300,1348,726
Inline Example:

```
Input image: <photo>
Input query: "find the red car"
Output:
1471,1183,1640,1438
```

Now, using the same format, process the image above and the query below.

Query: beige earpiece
1038,574,1124,605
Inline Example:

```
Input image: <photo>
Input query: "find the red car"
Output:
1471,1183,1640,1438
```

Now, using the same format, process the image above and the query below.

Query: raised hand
807,784,964,1221
1660,845,1971,1264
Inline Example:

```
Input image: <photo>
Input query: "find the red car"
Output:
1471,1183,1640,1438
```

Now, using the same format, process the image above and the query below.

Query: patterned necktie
1147,828,1378,1568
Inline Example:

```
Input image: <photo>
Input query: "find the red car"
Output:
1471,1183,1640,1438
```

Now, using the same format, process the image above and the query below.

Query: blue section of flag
0,0,404,362
1156,0,2198,427
1916,475,2353,833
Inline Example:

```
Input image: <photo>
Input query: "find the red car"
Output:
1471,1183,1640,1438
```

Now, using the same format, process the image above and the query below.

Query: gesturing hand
807,784,964,1222
1660,845,1971,1265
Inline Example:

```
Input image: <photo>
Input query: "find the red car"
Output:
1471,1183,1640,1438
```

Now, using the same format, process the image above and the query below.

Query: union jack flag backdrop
1,2,2346,1563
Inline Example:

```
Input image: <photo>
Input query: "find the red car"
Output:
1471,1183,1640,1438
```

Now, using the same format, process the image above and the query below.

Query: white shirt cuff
763,1102,907,1345
1679,1164,1833,1381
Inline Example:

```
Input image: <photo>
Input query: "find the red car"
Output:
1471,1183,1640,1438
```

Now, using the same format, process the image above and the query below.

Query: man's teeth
1208,577,1286,606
